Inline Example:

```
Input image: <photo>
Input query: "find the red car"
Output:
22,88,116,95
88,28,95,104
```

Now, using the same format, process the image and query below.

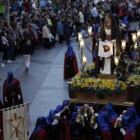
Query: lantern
121,40,126,50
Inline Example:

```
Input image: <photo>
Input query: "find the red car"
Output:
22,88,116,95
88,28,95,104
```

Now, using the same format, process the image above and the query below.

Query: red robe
30,129,49,140
101,131,112,140
64,121,71,140
3,78,23,108
124,130,136,140
64,54,79,80
23,2,30,12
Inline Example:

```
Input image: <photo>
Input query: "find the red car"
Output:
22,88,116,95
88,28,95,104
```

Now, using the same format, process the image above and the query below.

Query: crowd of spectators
0,0,140,140
0,0,140,68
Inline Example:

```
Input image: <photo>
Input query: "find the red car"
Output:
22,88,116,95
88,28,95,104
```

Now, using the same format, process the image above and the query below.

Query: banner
2,103,29,140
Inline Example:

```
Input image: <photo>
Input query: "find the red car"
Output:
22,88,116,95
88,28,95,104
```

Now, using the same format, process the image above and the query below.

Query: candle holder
137,30,140,39
132,33,137,43
79,39,85,49
78,26,94,74
81,53,87,73
114,57,126,80
88,26,92,36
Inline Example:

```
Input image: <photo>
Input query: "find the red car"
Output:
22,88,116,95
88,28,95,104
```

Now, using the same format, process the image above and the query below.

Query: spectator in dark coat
21,40,33,71
57,18,64,43
65,18,73,45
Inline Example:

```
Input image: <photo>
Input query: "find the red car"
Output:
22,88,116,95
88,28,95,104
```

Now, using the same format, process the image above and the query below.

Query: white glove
81,115,84,121
49,38,51,42
123,110,127,115
18,95,21,100
95,113,98,117
94,123,98,129
114,117,122,128
5,97,8,102
63,115,66,120
55,113,60,117
52,119,59,125
120,128,126,135
110,39,116,44
50,33,54,39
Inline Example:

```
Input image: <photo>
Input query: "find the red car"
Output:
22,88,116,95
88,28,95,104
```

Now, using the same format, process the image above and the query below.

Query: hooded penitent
29,117,49,140
64,45,79,80
3,71,23,107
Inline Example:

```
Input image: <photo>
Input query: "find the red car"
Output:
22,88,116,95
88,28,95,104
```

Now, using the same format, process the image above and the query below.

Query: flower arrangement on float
71,75,127,94
136,66,140,74
126,75,140,86
70,63,140,94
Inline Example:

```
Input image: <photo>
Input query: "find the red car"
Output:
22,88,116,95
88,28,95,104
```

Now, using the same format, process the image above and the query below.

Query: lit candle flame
114,56,119,66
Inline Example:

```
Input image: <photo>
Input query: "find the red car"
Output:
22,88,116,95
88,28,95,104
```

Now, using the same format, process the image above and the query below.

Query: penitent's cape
3,78,23,108
64,45,79,80
29,129,49,140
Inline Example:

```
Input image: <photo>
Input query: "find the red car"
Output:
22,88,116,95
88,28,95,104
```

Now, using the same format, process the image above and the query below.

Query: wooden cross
8,113,22,138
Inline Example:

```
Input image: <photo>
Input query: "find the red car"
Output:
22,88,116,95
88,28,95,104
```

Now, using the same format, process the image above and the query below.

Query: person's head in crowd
69,112,78,124
46,15,50,19
0,31,5,36
63,100,70,107
82,25,87,31
17,17,21,23
105,103,118,120
17,25,22,31
7,71,14,83
65,44,75,57
25,26,29,32
35,117,47,129
31,117,47,137
0,20,4,28
3,22,9,29
9,28,13,34
105,13,112,26
29,25,34,31
46,110,56,125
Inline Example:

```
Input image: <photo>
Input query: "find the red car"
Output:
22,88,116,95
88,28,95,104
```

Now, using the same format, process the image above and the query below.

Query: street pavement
0,21,138,132
0,36,81,132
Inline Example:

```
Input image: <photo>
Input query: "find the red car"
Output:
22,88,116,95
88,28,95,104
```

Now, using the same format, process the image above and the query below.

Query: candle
132,33,137,43
82,54,87,64
137,30,140,38
88,26,92,36
114,56,119,66
78,32,83,41
80,39,84,49
121,40,126,50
